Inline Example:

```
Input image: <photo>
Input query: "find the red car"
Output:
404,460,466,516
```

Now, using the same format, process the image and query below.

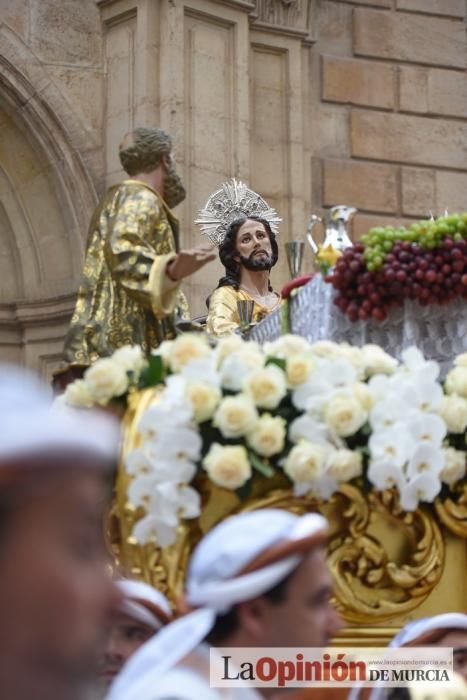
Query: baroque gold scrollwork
434,481,467,539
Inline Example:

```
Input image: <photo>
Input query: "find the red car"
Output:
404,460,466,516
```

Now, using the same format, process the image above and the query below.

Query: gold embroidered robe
63,180,189,367
206,286,281,336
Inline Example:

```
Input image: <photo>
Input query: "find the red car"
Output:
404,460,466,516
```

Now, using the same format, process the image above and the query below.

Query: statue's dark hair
215,215,278,292
119,127,172,176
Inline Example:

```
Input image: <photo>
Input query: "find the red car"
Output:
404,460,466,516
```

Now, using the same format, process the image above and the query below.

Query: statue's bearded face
235,219,274,271
162,153,186,209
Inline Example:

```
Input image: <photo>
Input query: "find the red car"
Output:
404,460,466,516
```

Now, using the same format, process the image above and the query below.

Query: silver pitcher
307,205,357,254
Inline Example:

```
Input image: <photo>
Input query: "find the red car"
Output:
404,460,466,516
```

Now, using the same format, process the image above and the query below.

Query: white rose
215,336,247,366
445,366,467,399
203,443,252,490
186,382,221,423
283,442,328,484
327,449,363,482
352,382,374,412
325,395,367,437
361,344,398,377
246,414,286,457
244,364,287,409
438,395,467,434
310,340,340,358
336,345,365,379
169,334,211,373
455,353,467,368
264,334,311,359
153,340,173,366
84,358,129,404
286,353,315,388
112,345,146,375
220,345,265,391
440,447,466,485
63,379,95,408
214,394,258,438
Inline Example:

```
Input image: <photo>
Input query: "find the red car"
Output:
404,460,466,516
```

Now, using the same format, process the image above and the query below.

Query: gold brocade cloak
206,285,281,336
63,180,189,367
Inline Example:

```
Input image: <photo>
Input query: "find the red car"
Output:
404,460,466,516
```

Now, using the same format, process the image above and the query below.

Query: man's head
188,509,341,649
99,580,172,689
119,127,186,208
218,215,279,289
398,615,467,683
0,364,121,700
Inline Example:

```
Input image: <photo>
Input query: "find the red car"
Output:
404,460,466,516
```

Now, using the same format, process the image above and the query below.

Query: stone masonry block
323,158,398,213
351,111,467,170
322,56,395,109
400,66,467,118
396,0,465,18
401,168,436,217
354,8,466,69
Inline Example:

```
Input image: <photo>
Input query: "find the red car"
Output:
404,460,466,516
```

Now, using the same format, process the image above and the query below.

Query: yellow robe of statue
206,286,281,336
63,179,189,367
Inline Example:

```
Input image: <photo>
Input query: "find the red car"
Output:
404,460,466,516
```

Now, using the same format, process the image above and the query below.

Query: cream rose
64,379,95,408
286,353,315,388
84,358,129,404
112,345,146,375
283,442,328,484
264,334,311,359
186,381,221,423
244,364,287,409
215,335,245,366
440,447,466,485
455,353,467,368
169,334,211,373
361,344,398,377
203,443,252,490
336,345,365,378
213,394,258,438
246,414,286,457
352,382,374,412
310,340,340,358
327,449,363,482
438,395,467,433
324,395,367,437
445,366,467,398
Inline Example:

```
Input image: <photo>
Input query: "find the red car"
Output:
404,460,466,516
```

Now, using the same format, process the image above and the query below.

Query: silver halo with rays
194,178,282,246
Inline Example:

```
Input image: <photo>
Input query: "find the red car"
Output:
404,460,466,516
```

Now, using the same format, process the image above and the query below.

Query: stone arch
0,24,101,370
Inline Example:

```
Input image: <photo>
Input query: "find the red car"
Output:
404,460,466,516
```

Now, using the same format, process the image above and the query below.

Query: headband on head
195,178,282,246
107,510,328,700
117,580,173,632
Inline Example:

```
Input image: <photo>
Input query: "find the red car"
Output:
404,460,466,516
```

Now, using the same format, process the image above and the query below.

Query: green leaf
265,357,286,372
249,450,275,477
140,354,165,387
236,480,252,501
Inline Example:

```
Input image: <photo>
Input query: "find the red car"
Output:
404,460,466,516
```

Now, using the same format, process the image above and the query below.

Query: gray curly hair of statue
119,127,172,176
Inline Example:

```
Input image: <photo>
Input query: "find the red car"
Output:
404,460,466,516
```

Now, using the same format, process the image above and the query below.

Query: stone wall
0,0,465,374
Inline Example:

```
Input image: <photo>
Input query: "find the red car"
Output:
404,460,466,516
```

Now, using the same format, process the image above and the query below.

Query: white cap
389,613,467,648
108,509,328,700
0,363,120,466
117,580,172,631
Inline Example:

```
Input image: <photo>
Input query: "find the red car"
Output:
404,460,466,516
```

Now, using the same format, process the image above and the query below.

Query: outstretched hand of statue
166,242,216,281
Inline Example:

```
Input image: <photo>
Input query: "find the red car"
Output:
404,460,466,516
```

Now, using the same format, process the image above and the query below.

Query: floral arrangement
326,213,467,322
62,334,467,548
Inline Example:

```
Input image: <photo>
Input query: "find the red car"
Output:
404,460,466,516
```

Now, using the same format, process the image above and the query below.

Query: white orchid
405,412,446,446
293,474,339,500
400,347,440,384
406,443,444,479
400,473,442,512
289,414,338,447
369,427,414,468
367,459,406,492
180,356,221,388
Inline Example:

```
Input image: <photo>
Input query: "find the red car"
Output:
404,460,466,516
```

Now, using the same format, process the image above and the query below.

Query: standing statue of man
62,127,215,374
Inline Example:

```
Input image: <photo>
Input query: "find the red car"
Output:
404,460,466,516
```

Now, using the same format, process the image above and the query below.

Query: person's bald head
119,127,172,176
